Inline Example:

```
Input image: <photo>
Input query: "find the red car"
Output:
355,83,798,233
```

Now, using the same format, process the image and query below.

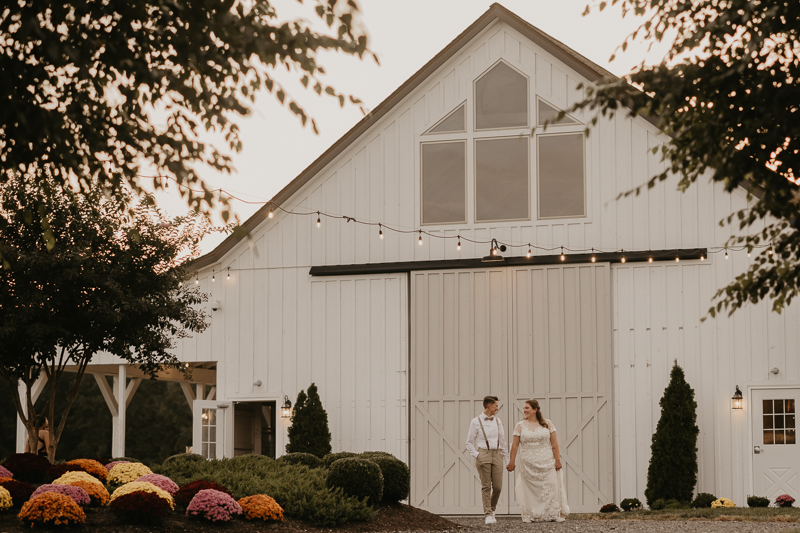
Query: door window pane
786,399,795,413
475,62,528,130
421,142,466,224
538,133,586,218
427,104,466,134
775,400,784,414
763,399,797,445
764,430,774,444
764,399,773,414
788,430,796,444
537,98,579,126
475,137,529,222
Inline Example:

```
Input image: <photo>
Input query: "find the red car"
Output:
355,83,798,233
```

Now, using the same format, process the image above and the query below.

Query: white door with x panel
752,388,799,501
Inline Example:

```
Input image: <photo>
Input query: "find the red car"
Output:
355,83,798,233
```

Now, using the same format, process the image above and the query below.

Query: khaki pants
475,448,503,516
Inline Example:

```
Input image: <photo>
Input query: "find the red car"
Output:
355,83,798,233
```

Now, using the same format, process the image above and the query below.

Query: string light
725,250,728,259
648,256,653,263
591,248,596,263
316,212,321,228
227,267,231,280
620,250,626,263
675,256,680,262
700,254,705,261
195,277,199,285
179,280,183,287
457,237,461,251
527,245,532,259
768,245,773,255
212,270,216,282
268,207,274,219
560,246,565,261
418,231,423,246
378,224,384,239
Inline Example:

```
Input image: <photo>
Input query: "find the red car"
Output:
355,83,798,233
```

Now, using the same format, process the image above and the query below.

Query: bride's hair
525,399,548,429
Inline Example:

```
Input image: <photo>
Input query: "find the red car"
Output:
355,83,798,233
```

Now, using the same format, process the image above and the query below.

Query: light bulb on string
591,248,596,263
227,267,231,280
457,237,461,251
648,255,653,263
418,231,423,246
725,250,728,259
620,250,626,263
212,270,216,282
378,224,384,239
560,246,565,262
675,256,680,262
527,245,532,259
179,280,183,287
768,245,773,255
195,277,199,285
268,207,274,219
316,212,321,228
700,254,705,261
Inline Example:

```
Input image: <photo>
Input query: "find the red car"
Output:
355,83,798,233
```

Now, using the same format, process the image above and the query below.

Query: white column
16,374,48,453
112,365,127,458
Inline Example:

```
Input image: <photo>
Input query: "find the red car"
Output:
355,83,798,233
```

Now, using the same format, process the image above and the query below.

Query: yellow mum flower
110,482,174,510
52,471,104,488
0,486,12,510
108,463,152,485
711,497,736,508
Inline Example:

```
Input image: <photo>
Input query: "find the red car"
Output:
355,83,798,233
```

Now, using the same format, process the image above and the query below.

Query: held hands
506,462,515,472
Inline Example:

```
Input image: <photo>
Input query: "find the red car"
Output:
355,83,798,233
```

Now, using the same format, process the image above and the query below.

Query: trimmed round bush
162,453,206,468
136,474,179,496
600,503,620,513
0,465,13,479
31,484,90,507
278,452,322,469
70,481,109,507
19,493,85,528
620,497,642,511
110,485,174,524
186,489,242,522
747,495,770,508
0,479,34,507
692,492,717,508
321,452,359,468
326,457,383,506
364,455,409,504
52,471,104,488
2,453,51,484
66,459,108,483
108,462,152,486
174,480,232,509
0,486,12,511
239,494,284,522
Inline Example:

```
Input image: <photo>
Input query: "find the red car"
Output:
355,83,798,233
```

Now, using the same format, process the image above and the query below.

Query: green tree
0,172,209,461
576,0,799,316
286,383,332,457
0,0,373,233
645,361,699,506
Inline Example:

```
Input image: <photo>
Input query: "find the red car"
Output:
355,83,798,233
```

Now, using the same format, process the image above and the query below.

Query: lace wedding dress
513,419,569,522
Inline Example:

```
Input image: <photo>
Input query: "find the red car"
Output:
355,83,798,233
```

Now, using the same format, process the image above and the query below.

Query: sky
146,0,671,254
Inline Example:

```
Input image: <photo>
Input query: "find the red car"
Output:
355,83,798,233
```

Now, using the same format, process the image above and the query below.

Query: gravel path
447,516,799,533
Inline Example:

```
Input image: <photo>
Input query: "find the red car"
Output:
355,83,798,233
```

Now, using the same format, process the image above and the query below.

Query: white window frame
420,139,468,226
474,135,531,223
473,59,530,132
535,130,587,220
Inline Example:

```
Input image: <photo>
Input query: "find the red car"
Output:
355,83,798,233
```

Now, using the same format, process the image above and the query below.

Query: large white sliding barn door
410,264,612,514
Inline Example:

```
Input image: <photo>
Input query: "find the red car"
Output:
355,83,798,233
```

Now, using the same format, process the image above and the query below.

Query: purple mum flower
31,484,91,506
136,474,179,496
186,489,243,522
0,465,12,478
105,460,130,471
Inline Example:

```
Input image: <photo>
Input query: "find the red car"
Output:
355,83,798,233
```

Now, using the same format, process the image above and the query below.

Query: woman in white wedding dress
506,399,569,522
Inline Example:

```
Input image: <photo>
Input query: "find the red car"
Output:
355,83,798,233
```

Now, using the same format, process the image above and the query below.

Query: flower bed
18,493,85,528
0,479,35,507
174,480,231,509
0,486,12,511
52,471,104,488
70,480,109,507
31,484,91,507
108,462,152,486
186,489,242,522
136,473,179,496
239,494,284,522
66,459,108,483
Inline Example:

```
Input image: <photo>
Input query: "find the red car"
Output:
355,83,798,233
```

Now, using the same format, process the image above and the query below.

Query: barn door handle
753,446,762,454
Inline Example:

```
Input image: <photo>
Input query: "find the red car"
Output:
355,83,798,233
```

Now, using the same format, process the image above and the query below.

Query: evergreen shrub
326,457,383,506
620,497,642,511
2,453,51,483
286,383,332,457
278,452,322,469
747,495,770,507
644,362,699,506
363,455,409,504
162,453,205,468
322,452,359,468
692,492,717,508
651,498,690,510
174,480,232,508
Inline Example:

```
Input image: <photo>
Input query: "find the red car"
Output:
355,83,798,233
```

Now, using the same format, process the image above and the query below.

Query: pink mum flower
186,489,243,522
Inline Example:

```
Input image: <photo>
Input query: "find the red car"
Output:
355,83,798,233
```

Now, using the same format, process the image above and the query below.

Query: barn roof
192,2,629,269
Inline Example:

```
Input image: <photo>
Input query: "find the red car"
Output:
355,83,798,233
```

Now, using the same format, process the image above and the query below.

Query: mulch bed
0,503,467,533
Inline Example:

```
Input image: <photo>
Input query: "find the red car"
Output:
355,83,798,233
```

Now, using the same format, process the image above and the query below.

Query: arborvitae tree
645,361,699,506
286,383,332,458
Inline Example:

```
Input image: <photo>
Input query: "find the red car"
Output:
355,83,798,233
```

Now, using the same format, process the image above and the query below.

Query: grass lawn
570,507,800,522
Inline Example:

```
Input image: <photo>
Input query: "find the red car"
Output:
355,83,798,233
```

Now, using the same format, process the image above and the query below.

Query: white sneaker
554,517,566,522
485,515,497,525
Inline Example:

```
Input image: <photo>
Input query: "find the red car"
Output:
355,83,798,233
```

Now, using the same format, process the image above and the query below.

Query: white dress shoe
554,517,566,522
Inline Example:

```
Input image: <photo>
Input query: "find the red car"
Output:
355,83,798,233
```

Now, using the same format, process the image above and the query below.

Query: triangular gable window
537,98,579,126
426,104,466,134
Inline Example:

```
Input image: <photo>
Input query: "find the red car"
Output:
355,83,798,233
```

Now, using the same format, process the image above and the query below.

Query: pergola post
15,373,48,453
91,365,141,458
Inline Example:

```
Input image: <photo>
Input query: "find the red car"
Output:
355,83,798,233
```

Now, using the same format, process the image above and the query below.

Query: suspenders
477,416,500,450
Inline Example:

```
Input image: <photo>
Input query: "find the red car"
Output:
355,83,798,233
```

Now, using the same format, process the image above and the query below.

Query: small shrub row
747,495,770,508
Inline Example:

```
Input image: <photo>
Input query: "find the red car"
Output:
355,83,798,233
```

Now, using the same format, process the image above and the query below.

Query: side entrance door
193,400,233,459
410,264,612,514
752,388,798,500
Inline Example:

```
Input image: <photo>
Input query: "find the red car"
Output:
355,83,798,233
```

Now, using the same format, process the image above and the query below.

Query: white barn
30,2,798,514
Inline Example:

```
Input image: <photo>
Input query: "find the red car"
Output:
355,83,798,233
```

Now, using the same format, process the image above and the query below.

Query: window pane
475,137,529,222
428,104,465,134
764,430,774,444
202,443,209,458
776,431,785,444
538,134,585,218
787,430,796,444
776,415,785,429
775,400,784,414
202,427,209,442
764,416,774,430
209,443,216,457
787,415,796,429
475,62,528,130
786,399,795,413
422,142,466,224
538,99,579,126
764,400,773,414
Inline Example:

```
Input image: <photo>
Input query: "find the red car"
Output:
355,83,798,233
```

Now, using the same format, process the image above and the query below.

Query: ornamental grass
2,453,51,484
0,486,12,511
239,494,284,522
186,489,242,522
66,459,108,483
174,480,232,509
52,471,104,488
18,493,85,528
0,479,35,507
31,484,91,507
135,473,179,496
0,465,13,479
70,481,109,507
108,462,152,486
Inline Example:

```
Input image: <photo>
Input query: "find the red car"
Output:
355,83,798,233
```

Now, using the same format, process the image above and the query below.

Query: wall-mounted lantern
281,395,293,418
732,385,743,410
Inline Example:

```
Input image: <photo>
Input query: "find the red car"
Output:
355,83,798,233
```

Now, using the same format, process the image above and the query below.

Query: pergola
15,362,216,457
